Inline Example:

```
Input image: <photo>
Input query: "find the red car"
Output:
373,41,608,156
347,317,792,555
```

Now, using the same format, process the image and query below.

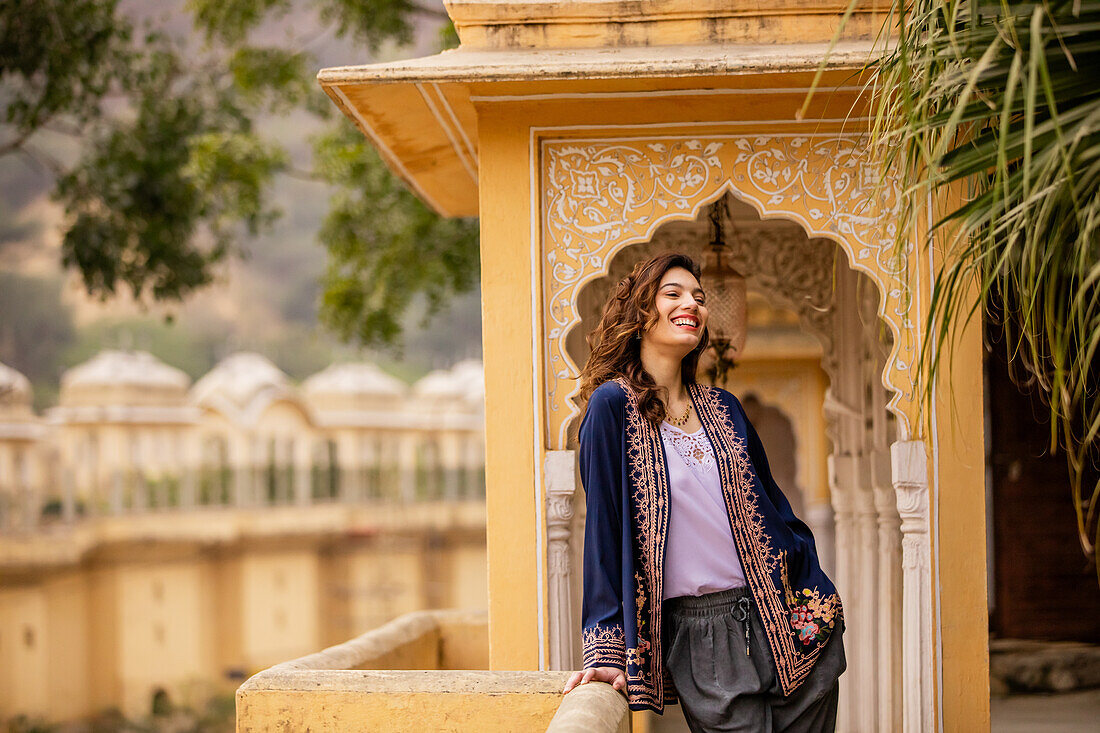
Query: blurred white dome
0,361,32,406
413,369,465,399
449,360,484,406
61,350,190,407
412,360,484,410
303,362,405,398
191,352,290,410
303,362,407,413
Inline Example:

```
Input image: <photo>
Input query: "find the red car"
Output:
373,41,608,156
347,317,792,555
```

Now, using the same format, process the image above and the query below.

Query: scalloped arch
540,134,919,449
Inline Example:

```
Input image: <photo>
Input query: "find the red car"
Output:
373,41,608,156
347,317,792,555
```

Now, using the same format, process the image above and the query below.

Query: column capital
890,440,929,532
545,450,577,558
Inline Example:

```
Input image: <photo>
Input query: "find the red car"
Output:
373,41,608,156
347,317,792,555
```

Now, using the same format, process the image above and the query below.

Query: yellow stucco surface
929,279,991,732
446,0,888,50
0,503,488,722
478,107,543,670
237,682,565,733
237,612,520,732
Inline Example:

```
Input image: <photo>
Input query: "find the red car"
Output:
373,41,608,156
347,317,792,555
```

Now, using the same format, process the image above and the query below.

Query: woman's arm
568,383,629,692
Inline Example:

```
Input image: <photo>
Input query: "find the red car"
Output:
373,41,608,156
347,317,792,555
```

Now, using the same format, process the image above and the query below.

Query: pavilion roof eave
317,41,878,218
317,41,877,85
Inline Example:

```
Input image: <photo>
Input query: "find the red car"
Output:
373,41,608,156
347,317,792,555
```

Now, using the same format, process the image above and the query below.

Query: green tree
314,124,479,345
0,273,76,409
830,1,1100,571
0,0,477,343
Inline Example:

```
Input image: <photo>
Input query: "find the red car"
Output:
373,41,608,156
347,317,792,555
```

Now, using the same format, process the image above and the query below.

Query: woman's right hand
562,666,627,695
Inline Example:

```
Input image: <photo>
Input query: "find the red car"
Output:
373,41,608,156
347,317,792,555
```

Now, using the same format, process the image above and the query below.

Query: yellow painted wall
238,688,562,732
117,561,208,716
88,566,121,712
241,549,320,670
344,544,427,634
0,574,92,721
478,106,543,670
0,586,48,717
44,573,91,720
211,552,245,680
448,545,489,612
930,286,991,731
0,516,487,724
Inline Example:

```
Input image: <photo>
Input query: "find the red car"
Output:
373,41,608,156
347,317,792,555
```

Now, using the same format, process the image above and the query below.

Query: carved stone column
19,470,38,531
852,457,879,733
293,438,311,506
232,436,251,507
61,467,77,522
873,452,903,732
179,434,196,509
891,439,934,733
441,434,461,500
131,469,148,512
274,436,291,503
251,436,267,507
803,501,835,576
110,469,124,514
545,450,577,671
827,451,857,730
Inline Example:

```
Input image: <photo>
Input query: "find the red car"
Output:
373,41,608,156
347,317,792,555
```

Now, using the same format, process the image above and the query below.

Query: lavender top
659,421,747,600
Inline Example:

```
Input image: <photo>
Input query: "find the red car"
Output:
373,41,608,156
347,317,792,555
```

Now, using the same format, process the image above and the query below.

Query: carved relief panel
540,135,918,448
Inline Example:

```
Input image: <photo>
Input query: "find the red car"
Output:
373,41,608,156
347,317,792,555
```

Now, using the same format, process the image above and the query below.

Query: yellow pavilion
237,3,990,731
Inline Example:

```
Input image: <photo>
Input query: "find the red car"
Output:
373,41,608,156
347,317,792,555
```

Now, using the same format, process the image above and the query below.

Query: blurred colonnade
0,351,486,528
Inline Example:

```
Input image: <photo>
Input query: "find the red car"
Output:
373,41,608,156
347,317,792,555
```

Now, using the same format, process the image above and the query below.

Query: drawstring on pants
731,596,752,656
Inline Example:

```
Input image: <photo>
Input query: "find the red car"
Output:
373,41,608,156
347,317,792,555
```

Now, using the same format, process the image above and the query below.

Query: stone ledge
547,682,629,733
237,669,571,732
990,639,1100,696
241,668,569,694
236,609,632,732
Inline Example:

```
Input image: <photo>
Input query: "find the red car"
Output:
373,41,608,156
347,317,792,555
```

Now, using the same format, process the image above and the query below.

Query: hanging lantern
701,196,747,383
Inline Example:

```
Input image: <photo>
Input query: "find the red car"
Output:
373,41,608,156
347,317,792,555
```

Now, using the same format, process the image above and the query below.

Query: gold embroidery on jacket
780,550,842,645
608,380,841,707
693,384,841,696
614,377,669,709
582,624,627,668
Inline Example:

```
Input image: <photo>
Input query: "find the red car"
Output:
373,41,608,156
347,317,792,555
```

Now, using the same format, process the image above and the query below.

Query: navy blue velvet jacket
579,378,842,713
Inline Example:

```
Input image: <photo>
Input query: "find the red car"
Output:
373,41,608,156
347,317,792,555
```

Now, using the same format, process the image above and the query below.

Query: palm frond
861,0,1100,578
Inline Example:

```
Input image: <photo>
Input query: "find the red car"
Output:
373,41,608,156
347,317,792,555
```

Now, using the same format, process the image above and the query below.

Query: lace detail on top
659,422,717,474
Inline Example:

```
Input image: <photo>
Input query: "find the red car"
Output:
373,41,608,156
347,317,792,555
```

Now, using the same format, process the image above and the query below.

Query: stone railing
0,464,487,534
236,608,629,733
545,683,630,733
267,608,490,672
0,500,486,572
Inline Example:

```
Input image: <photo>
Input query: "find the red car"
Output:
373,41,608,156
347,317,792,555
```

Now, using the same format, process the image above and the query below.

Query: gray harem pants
663,586,846,733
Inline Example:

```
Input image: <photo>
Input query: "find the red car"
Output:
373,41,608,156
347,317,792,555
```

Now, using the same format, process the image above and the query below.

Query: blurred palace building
0,351,487,721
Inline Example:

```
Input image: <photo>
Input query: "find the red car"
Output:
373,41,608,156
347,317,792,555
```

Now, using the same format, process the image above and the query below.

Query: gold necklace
666,400,691,427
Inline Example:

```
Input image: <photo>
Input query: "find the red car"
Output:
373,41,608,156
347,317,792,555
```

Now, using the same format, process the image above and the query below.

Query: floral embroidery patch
779,550,840,646
786,586,841,645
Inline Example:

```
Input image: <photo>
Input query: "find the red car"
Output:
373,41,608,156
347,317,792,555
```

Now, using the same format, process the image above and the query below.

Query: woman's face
642,266,708,356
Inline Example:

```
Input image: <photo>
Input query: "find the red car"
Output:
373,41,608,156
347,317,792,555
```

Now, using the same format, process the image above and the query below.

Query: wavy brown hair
579,253,709,423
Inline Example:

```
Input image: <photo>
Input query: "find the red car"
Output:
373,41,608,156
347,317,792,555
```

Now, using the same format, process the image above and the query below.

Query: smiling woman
564,252,845,732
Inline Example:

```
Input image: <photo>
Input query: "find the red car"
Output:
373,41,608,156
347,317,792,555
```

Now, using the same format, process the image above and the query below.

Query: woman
562,253,845,732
